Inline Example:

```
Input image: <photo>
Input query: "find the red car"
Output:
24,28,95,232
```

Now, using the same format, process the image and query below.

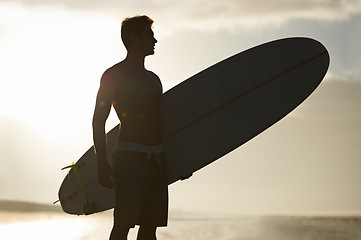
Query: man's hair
121,15,154,50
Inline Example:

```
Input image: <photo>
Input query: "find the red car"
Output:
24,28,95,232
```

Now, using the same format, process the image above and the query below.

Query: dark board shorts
112,150,168,228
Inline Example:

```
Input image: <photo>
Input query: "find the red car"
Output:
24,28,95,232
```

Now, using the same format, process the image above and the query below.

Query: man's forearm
93,123,116,189
93,125,108,167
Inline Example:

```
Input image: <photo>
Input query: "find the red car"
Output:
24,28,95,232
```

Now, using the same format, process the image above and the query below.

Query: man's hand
98,163,116,189
180,173,193,181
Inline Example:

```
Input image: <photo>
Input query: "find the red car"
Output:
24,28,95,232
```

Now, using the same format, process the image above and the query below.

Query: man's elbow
92,116,106,131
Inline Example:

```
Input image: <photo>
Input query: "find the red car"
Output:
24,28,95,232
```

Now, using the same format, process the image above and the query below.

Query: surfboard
58,37,330,215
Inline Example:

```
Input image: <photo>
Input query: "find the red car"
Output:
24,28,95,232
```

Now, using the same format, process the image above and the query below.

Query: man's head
121,15,156,53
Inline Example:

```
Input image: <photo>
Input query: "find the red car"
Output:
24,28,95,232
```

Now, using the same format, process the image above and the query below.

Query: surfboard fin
82,202,99,215
61,161,76,170
61,161,86,171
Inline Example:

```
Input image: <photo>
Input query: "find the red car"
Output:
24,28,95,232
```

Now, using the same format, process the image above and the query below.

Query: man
92,15,167,240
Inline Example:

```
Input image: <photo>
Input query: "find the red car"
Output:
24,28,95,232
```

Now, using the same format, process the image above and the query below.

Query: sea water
1,211,361,240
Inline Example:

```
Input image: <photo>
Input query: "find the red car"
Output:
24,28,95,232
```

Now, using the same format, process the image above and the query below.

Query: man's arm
92,72,116,189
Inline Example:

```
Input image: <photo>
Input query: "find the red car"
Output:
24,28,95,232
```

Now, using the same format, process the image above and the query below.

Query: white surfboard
58,37,329,215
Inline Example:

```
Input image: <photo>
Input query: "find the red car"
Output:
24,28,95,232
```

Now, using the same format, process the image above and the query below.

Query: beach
1,209,361,240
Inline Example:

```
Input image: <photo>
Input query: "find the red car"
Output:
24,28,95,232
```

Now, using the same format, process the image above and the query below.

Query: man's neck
124,51,146,70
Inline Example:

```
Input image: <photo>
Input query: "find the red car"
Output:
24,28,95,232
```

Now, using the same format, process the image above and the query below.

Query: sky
0,0,361,215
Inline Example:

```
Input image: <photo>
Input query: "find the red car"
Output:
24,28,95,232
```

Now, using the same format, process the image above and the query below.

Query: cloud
1,0,361,32
162,0,361,31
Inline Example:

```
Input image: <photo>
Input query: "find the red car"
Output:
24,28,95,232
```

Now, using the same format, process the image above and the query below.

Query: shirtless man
92,16,167,240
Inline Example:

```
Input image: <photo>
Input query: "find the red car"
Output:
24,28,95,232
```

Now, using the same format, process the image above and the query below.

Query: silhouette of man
92,15,168,240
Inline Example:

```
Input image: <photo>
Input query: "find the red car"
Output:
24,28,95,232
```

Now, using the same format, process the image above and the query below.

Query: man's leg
110,225,129,240
137,226,157,240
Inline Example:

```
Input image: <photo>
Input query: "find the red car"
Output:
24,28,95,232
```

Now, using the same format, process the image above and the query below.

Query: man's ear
130,34,140,45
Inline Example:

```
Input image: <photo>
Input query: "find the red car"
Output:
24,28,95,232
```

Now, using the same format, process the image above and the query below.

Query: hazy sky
0,0,360,215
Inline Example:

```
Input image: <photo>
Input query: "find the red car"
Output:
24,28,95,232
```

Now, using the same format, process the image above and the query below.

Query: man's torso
104,62,163,145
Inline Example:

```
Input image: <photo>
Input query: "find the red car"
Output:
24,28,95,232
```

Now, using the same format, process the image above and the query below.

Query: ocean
1,210,361,240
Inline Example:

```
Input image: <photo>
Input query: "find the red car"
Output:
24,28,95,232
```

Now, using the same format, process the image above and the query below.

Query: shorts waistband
115,141,164,160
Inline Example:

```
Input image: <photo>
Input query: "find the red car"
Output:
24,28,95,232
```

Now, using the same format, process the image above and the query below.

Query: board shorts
112,142,168,228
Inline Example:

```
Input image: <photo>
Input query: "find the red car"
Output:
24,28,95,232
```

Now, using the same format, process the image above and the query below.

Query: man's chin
147,50,155,56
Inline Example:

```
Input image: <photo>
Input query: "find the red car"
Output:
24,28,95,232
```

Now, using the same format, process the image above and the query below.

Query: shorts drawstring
115,142,163,165
147,149,161,164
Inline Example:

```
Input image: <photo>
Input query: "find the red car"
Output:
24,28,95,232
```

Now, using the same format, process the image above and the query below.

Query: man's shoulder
103,62,126,76
100,62,126,85
146,70,159,79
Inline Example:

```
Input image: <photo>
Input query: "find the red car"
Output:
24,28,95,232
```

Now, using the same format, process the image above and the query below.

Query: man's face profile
132,27,157,56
